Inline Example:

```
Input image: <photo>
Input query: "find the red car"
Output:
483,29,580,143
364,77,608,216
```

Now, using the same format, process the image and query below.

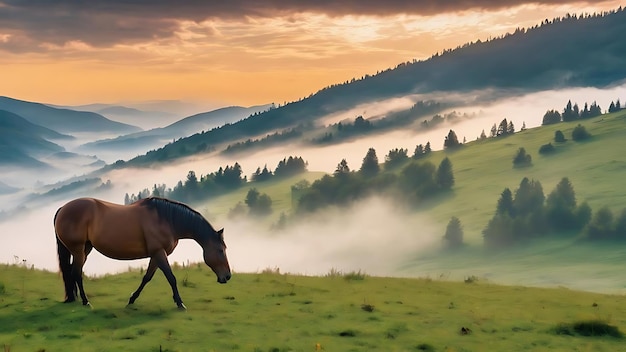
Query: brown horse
54,197,231,309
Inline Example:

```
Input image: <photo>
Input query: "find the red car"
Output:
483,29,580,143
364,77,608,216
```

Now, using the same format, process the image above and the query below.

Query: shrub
554,130,566,142
572,124,591,141
552,320,623,338
539,143,555,154
512,147,532,167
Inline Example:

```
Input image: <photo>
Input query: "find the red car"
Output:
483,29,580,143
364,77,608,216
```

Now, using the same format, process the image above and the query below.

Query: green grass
2,264,626,351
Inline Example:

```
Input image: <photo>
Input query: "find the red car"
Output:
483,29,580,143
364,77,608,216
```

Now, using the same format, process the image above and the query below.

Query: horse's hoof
63,297,76,303
83,302,92,308
177,303,187,311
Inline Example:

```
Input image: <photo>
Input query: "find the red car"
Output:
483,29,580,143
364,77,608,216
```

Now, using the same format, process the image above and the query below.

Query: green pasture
2,264,626,351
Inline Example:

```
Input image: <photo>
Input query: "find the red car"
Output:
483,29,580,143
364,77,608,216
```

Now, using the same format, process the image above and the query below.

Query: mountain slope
123,9,626,167
79,104,271,155
0,96,141,134
0,110,66,167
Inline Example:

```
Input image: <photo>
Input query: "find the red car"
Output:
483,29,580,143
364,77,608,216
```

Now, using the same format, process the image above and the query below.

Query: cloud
0,0,617,50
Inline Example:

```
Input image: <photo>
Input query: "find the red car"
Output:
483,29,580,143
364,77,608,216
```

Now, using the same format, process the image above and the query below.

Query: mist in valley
2,84,626,294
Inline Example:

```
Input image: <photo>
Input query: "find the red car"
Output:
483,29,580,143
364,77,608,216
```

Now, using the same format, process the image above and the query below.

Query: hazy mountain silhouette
0,96,141,134
56,103,180,129
0,110,67,167
78,104,271,155
0,180,19,195
121,8,626,167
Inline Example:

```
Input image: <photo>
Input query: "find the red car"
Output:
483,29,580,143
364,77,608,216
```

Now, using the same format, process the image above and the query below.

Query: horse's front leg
128,258,158,306
154,250,186,310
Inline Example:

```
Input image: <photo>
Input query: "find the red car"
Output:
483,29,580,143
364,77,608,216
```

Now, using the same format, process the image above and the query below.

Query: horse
53,197,231,309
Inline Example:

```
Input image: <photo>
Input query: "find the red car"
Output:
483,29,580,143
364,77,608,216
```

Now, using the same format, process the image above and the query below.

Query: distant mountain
120,9,626,167
0,110,66,167
58,103,180,130
0,96,142,134
0,181,19,195
0,109,73,141
79,104,271,155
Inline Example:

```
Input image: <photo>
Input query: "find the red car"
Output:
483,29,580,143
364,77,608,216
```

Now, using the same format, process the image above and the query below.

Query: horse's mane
140,197,219,242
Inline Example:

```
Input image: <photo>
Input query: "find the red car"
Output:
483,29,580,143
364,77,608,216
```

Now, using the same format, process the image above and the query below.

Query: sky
0,1,623,108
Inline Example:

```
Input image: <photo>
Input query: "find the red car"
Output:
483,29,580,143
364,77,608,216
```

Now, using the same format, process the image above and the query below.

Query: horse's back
55,198,156,259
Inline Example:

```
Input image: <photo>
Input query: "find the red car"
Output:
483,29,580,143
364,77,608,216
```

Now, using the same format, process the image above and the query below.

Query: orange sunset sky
0,1,623,109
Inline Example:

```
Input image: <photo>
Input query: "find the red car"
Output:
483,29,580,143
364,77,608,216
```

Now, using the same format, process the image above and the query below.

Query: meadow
2,264,626,352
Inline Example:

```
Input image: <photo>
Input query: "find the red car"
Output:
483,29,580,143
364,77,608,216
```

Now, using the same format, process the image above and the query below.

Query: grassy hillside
421,109,626,241
2,264,626,351
196,109,626,242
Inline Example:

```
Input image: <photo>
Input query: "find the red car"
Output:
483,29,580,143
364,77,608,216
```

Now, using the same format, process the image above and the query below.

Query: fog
2,84,626,292
0,196,439,279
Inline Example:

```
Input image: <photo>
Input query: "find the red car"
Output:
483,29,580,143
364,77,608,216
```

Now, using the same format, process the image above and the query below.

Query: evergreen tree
496,188,514,216
572,124,591,141
512,147,532,167
479,129,487,139
521,121,527,131
443,129,461,149
562,100,578,122
580,102,590,118
334,159,350,176
507,121,515,134
443,216,464,248
497,118,508,136
542,110,562,125
385,148,409,169
436,157,454,190
424,142,432,154
490,123,497,137
585,207,614,240
413,144,425,159
513,178,544,217
360,148,380,178
545,177,578,231
124,193,130,205
588,101,602,117
554,130,566,142
616,99,622,110
609,101,617,113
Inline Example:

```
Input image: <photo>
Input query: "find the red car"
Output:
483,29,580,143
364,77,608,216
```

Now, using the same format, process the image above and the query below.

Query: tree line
124,156,308,205
294,146,454,213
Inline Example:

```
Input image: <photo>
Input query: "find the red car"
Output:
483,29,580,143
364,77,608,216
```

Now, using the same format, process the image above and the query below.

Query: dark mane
140,197,218,242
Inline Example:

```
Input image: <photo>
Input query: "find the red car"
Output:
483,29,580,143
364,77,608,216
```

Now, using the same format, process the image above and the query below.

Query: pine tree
507,121,515,134
443,217,464,248
334,159,350,176
436,157,454,190
424,142,432,154
443,130,460,149
360,148,380,178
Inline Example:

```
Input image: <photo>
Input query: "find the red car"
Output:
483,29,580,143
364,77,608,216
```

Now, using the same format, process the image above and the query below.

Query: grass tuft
552,320,623,338
344,270,366,281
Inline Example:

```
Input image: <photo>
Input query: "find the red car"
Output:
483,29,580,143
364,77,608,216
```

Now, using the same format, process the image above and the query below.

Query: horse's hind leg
128,258,158,305
70,249,90,306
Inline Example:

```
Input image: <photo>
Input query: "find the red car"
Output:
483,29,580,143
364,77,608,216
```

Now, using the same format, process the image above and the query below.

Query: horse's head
202,228,231,284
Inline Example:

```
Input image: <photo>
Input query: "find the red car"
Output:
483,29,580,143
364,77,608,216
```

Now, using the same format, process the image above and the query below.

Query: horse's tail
54,207,76,302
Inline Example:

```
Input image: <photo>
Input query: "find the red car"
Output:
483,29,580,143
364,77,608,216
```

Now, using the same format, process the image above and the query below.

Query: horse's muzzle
217,273,231,284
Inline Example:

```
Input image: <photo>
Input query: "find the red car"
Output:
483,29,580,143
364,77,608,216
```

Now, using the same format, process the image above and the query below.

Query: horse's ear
217,228,224,236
